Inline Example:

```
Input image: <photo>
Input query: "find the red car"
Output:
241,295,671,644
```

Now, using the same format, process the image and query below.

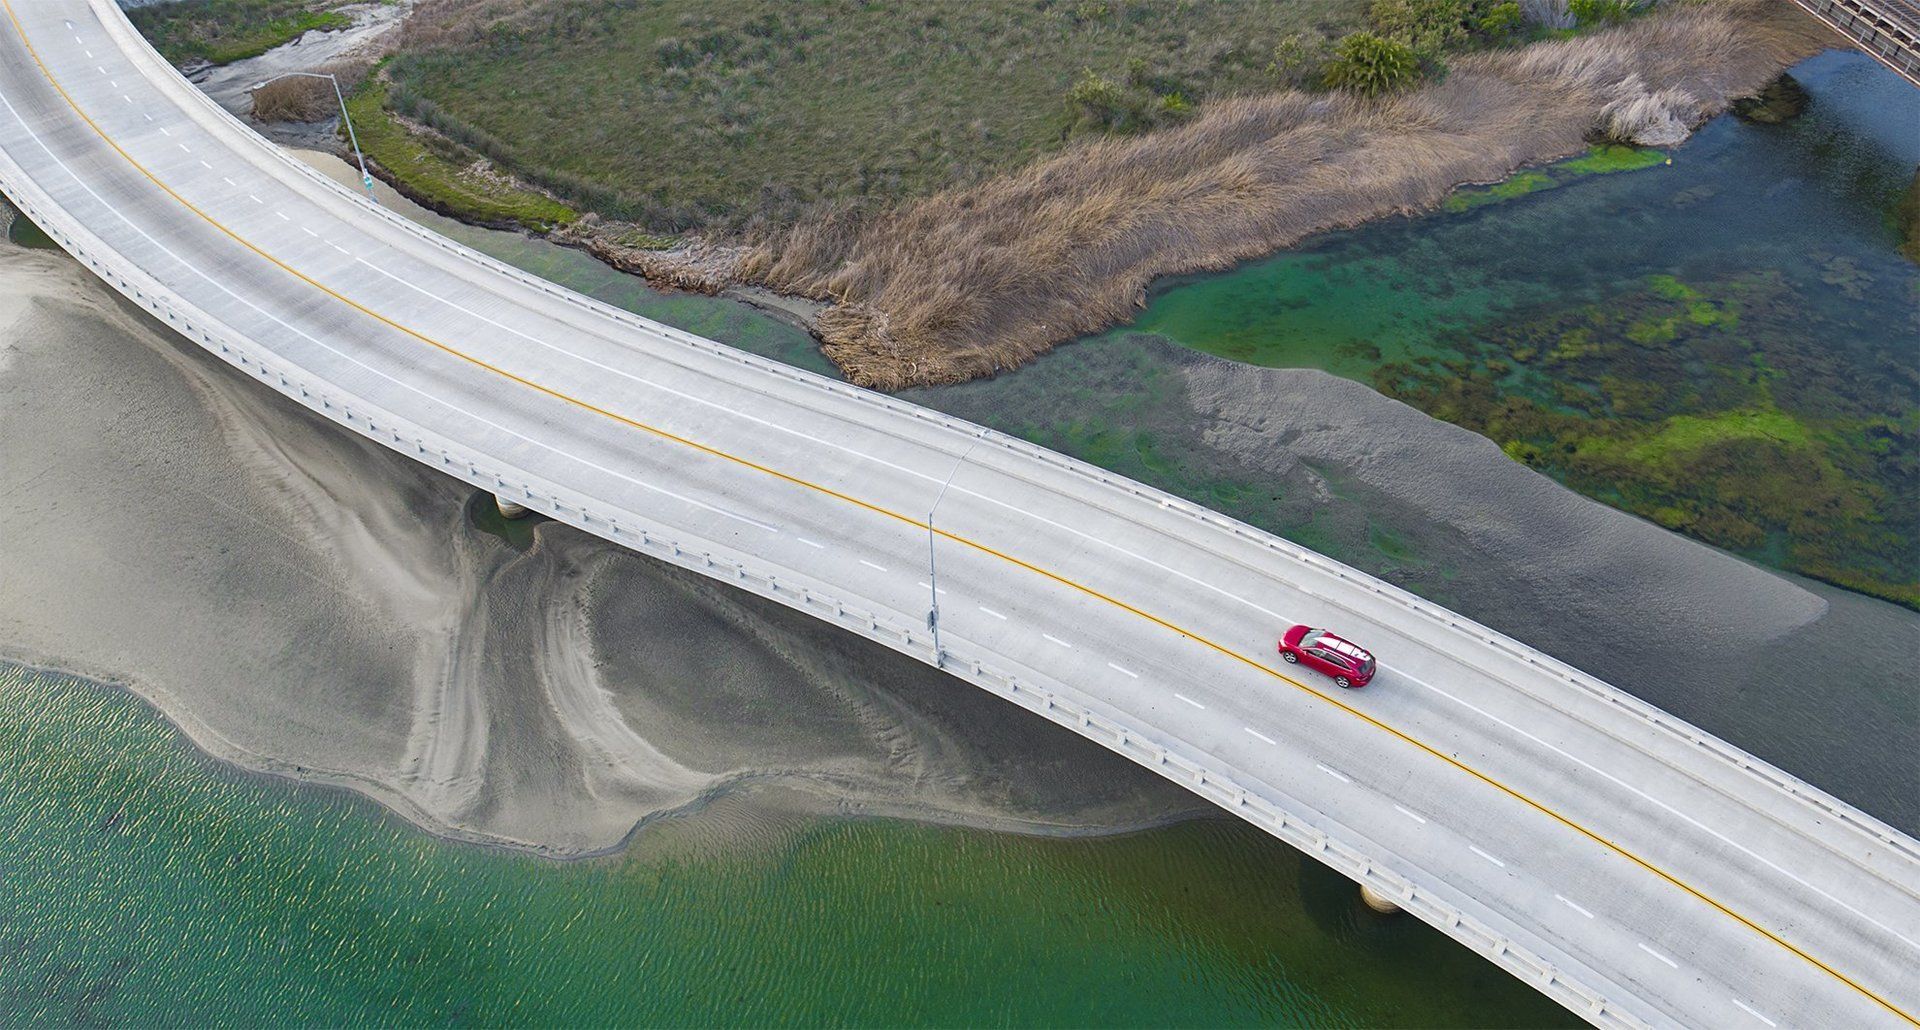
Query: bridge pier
1359,883,1401,914
494,494,530,520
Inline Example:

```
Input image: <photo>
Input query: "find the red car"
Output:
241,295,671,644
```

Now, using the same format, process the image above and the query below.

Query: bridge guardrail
0,146,1654,1026
101,0,1916,876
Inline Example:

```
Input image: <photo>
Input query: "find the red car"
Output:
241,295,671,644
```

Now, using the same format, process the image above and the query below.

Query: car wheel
1334,676,1352,689
1280,651,1298,663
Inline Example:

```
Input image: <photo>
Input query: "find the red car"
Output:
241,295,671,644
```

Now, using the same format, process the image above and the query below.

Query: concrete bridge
1792,0,1920,85
2,2,1917,1026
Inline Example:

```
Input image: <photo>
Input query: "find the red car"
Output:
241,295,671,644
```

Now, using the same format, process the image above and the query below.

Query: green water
4,207,58,250
7,52,1912,1027
1116,52,1920,606
0,665,1569,1027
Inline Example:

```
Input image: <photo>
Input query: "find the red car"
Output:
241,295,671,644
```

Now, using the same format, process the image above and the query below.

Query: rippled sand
0,243,1204,854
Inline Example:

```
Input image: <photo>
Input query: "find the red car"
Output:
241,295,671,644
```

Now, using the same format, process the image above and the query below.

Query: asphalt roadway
2,2,1916,1025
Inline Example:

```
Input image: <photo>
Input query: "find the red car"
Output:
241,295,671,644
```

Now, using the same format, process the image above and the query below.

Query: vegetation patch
345,82,577,232
1444,145,1665,213
383,0,1369,231
1374,271,1919,609
128,0,351,66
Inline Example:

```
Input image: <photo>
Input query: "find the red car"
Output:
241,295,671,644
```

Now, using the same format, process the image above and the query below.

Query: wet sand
0,242,1205,855
4,209,1912,853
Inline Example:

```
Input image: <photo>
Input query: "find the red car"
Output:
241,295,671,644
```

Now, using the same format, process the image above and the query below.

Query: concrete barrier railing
0,146,1654,1027
96,0,1915,877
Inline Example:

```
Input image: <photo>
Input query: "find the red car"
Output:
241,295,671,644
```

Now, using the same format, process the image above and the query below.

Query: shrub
1568,0,1636,26
1369,0,1484,54
1323,32,1420,96
1478,2,1524,39
1067,67,1127,123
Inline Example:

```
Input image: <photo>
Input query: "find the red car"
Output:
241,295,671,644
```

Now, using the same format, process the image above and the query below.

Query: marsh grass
129,0,351,66
250,60,368,123
742,1,1834,388
382,0,1369,230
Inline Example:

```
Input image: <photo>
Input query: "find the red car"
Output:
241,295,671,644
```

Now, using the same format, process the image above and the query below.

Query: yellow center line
8,4,1913,1023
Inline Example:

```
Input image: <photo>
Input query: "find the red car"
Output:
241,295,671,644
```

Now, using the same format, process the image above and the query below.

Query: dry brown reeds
741,0,1835,390
250,59,371,123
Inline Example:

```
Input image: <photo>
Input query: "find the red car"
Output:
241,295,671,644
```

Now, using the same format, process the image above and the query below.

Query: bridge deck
2,2,1916,1026
1793,0,1920,86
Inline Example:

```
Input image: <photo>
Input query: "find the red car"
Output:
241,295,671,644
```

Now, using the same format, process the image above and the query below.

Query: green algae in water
1110,52,1920,608
0,664,1573,1027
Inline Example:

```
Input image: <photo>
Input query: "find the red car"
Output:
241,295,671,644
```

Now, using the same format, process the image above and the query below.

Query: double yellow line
7,3,1912,1023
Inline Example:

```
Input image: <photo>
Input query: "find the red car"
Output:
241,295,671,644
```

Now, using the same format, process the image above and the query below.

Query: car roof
1313,633,1373,661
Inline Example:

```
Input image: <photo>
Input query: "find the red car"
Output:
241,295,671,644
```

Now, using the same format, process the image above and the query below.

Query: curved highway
2,2,1916,1025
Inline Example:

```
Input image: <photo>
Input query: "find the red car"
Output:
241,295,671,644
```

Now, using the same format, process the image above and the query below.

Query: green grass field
346,82,577,232
382,0,1367,231
128,0,351,66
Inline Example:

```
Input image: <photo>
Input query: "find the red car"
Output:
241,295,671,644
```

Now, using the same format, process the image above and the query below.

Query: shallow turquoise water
6,48,1914,1028
0,665,1570,1027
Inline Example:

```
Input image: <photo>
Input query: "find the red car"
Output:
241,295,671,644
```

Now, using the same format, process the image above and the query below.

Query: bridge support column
495,494,530,519
1359,884,1401,914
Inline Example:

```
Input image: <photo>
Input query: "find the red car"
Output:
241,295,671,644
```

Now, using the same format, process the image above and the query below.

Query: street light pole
926,440,979,669
249,71,377,201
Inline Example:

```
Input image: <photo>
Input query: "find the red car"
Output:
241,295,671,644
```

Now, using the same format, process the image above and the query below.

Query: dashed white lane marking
275,212,290,221
1244,727,1276,745
331,243,350,255
1554,893,1595,919
141,112,151,121
1637,941,1679,969
248,193,262,204
796,537,824,549
978,605,1008,620
176,142,189,153
858,559,888,573
1107,662,1138,678
0,90,783,540
121,94,131,104
1316,763,1350,784
1731,999,1778,1027
95,65,105,74
349,239,1290,635
1042,633,1072,648
1404,671,1920,952
109,79,118,88
915,582,948,595
82,48,90,57
36,63,1889,991
198,160,211,169
1173,693,1205,710
1469,845,1506,868
222,176,235,186
301,226,319,237
156,125,169,135
1393,804,1427,825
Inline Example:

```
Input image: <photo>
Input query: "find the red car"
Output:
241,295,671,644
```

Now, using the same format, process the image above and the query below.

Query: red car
1278,625,1376,688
